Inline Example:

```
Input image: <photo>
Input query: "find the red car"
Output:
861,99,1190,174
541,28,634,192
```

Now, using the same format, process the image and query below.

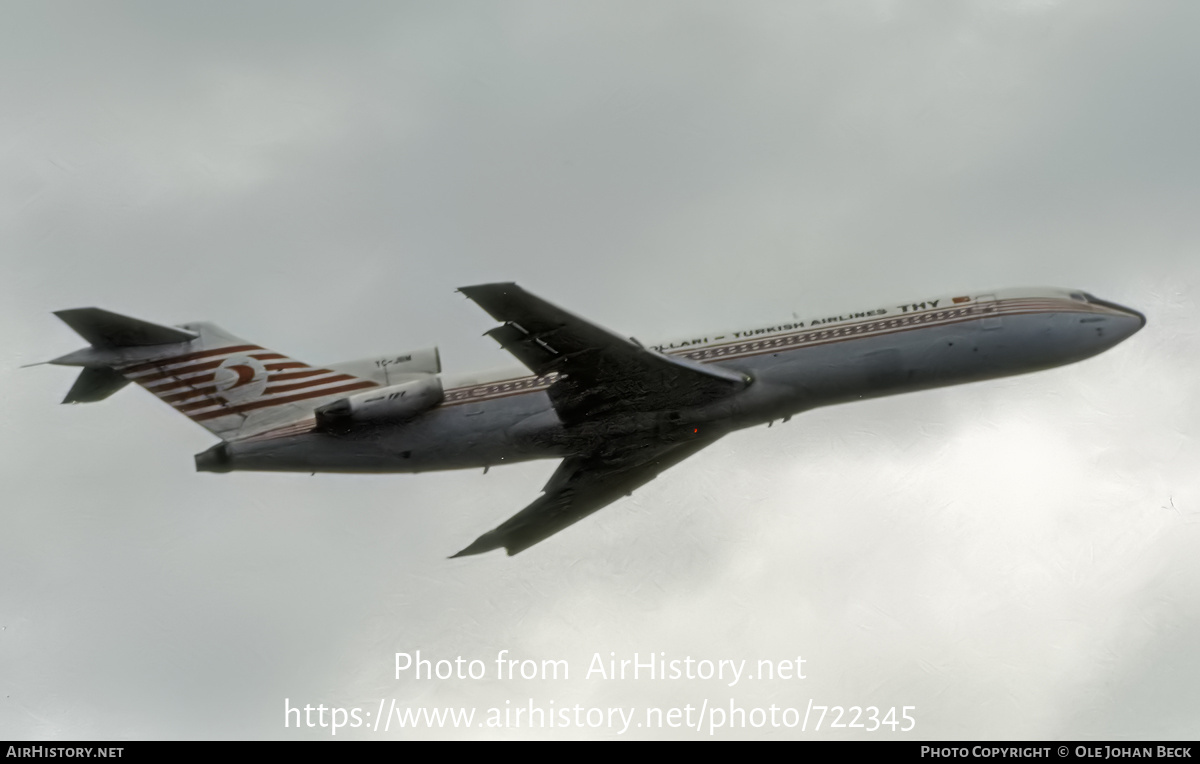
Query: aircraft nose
1128,306,1146,330
1112,302,1146,331
1085,294,1146,332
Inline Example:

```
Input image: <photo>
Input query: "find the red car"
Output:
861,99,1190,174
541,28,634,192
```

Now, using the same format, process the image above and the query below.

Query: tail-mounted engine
315,375,443,432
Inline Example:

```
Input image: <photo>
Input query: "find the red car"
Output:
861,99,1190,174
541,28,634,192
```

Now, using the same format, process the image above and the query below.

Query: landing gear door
977,294,1002,330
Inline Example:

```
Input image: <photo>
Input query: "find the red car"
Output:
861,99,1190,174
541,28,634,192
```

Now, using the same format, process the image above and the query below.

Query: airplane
43,284,1145,557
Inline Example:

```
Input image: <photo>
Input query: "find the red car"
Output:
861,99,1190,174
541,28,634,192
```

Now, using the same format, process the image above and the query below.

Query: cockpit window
1069,292,1088,302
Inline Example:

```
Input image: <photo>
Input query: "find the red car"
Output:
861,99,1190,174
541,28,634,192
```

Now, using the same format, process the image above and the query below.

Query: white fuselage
201,288,1144,474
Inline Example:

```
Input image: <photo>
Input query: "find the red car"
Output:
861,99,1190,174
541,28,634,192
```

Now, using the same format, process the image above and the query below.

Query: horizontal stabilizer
55,308,198,348
63,366,131,403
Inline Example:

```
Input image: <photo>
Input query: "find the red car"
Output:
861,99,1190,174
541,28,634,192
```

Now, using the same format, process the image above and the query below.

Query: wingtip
449,531,504,559
52,307,98,318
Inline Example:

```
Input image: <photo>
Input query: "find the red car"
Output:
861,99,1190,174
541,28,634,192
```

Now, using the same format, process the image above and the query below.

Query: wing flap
485,323,561,371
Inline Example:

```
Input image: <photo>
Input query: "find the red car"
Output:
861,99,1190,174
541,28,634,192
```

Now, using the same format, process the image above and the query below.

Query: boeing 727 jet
44,285,1144,556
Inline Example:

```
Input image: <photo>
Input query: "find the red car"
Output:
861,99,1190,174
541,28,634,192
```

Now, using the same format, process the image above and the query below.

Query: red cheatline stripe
250,353,287,361
165,370,349,407
165,373,354,408
191,380,378,421
119,345,261,374
160,385,218,403
695,308,977,359
157,370,341,400
268,369,327,382
442,387,543,407
263,373,353,395
178,397,222,413
138,358,316,385
687,300,1074,357
144,372,217,392
696,303,1078,363
134,359,230,384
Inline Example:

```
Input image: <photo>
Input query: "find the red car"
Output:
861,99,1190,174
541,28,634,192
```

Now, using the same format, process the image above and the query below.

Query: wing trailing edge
451,435,722,557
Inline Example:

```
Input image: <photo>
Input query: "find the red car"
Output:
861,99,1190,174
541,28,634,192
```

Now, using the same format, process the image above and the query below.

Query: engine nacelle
315,376,443,431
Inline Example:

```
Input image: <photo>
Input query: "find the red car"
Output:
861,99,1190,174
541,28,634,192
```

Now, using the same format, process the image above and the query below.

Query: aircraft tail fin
48,309,380,440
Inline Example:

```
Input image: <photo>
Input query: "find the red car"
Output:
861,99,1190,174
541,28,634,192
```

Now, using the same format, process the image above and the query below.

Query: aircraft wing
451,435,721,557
459,283,747,424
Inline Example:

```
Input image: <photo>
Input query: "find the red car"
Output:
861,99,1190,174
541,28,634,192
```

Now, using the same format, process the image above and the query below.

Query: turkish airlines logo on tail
213,356,268,402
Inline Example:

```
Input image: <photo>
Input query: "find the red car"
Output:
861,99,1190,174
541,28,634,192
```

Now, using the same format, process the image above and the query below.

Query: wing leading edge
458,283,747,425
451,435,722,557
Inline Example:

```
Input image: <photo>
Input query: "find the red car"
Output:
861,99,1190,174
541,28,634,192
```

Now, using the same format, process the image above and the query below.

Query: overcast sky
3,0,1198,740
